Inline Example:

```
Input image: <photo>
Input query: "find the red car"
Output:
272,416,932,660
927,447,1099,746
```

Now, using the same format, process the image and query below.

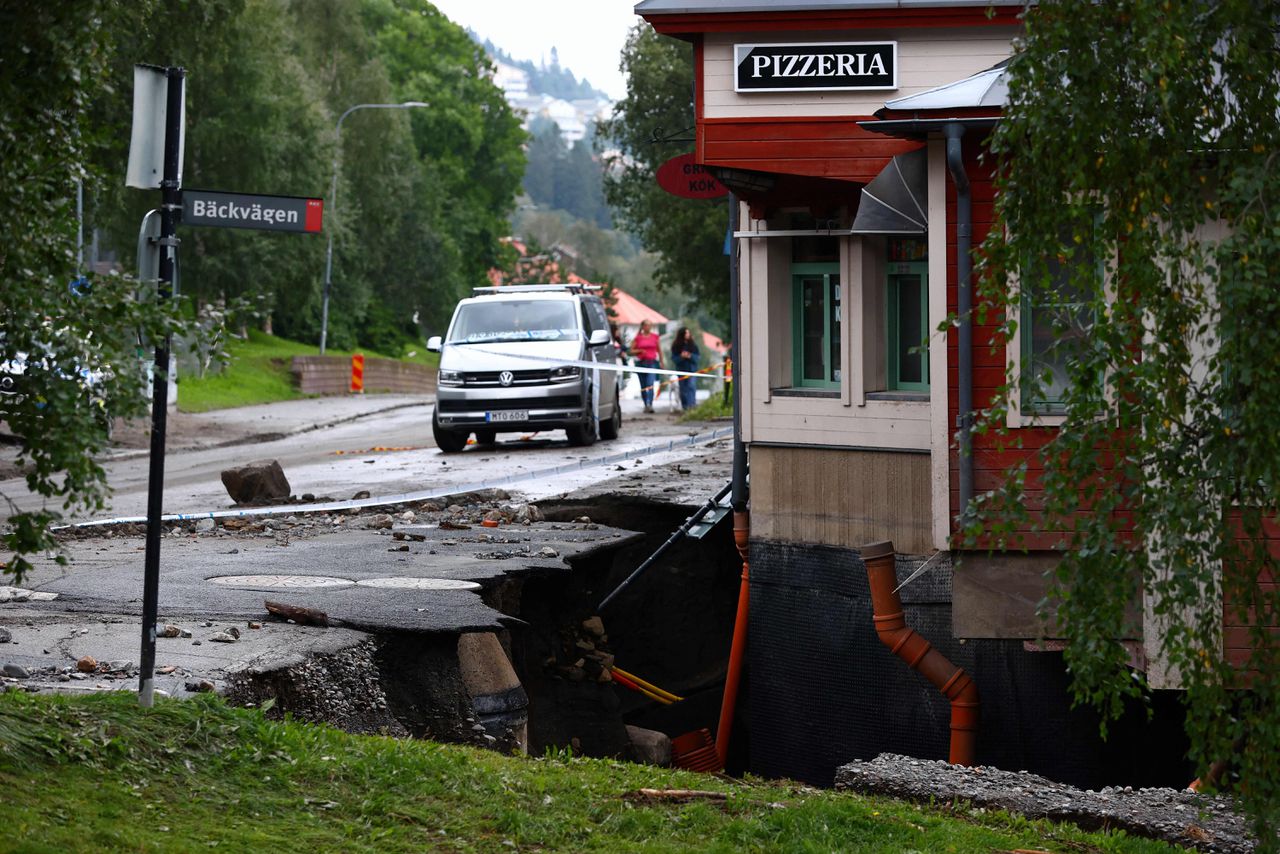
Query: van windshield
448,300,580,344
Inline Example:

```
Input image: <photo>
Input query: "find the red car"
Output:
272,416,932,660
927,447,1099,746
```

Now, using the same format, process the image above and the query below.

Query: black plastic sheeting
747,541,1191,789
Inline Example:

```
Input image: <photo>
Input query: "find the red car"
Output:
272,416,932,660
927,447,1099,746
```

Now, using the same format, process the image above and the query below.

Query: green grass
177,330,439,413
680,386,735,423
0,691,1177,853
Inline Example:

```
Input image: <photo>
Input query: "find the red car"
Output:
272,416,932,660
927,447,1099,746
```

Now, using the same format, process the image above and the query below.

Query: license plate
486,410,527,423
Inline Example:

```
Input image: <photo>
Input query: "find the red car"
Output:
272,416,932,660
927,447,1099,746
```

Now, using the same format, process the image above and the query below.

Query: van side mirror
427,336,442,352
588,329,610,346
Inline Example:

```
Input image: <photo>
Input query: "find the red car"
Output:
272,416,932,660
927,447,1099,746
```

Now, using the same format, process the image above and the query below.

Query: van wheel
599,400,621,440
432,409,467,453
565,397,597,447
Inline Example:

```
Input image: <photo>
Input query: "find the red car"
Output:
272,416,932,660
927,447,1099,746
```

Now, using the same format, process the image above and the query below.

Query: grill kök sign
656,153,727,200
181,189,324,233
735,42,897,92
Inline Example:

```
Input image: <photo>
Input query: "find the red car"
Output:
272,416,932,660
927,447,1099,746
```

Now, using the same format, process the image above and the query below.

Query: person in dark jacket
670,327,701,411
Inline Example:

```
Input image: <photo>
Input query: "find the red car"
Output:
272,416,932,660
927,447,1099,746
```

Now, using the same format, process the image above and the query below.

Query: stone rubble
834,753,1257,853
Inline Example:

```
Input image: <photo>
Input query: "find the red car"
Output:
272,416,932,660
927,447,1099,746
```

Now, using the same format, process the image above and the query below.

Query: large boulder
220,459,291,505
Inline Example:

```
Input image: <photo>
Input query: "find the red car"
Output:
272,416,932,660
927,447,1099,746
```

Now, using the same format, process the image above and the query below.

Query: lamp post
319,100,429,354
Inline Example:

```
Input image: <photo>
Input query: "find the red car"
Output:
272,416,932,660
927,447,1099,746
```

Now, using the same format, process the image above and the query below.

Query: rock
537,547,560,559
180,629,193,639
626,725,673,767
158,625,181,638
0,627,10,644
574,516,591,524
513,503,544,524
209,631,237,643
351,490,371,501
220,460,291,505
248,621,262,630
195,518,216,533
367,514,394,530
76,656,97,673
3,663,30,679
226,626,241,639
106,660,132,673
400,510,416,521
581,616,605,637
184,679,215,693
302,493,316,501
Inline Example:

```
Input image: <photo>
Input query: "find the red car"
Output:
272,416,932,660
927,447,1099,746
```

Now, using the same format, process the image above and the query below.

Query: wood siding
702,29,1016,120
751,444,933,554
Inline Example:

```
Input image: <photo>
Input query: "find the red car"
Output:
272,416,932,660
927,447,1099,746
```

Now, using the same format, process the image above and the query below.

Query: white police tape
464,346,712,380
66,426,734,529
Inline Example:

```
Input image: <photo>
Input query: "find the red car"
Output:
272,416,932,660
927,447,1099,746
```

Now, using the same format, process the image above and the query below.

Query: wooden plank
751,445,932,554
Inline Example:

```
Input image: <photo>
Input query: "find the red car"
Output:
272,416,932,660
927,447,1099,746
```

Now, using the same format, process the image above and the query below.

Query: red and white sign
656,153,727,199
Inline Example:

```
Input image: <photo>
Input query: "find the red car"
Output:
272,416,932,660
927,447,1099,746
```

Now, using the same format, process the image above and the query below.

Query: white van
426,285,622,452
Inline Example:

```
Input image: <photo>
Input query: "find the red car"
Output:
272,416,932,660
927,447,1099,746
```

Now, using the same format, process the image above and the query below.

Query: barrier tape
461,345,727,400
66,426,734,529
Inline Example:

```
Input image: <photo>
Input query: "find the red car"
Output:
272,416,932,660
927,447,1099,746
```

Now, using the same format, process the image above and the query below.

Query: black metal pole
139,66,184,707
728,193,747,512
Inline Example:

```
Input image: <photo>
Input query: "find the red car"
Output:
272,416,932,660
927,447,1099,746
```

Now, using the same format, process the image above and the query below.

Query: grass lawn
0,692,1177,853
177,331,439,414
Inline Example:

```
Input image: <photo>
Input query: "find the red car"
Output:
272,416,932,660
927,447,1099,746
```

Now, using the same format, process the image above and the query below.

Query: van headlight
549,365,581,383
438,369,464,386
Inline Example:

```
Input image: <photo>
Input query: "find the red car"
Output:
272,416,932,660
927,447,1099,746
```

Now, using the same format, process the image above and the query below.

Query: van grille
463,369,553,386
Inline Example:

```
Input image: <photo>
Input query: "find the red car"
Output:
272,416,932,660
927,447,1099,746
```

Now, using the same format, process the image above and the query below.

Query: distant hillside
481,39,610,102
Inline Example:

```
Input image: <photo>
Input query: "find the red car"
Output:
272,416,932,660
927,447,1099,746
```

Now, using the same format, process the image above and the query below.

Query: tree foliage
972,0,1280,840
0,1,206,578
597,25,729,326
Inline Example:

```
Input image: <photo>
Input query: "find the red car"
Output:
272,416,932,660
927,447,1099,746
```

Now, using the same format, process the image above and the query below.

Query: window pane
829,279,841,382
896,273,923,384
801,276,826,381
1025,230,1096,410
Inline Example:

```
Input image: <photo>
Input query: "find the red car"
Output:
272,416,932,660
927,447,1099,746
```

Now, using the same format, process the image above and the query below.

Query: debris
440,520,470,531
264,600,330,628
537,547,560,559
626,789,727,803
0,627,10,644
158,625,181,638
366,514,394,530
581,616,605,637
195,518,216,533
626,726,673,767
209,632,238,643
220,459,291,505
76,656,97,673
351,490,371,501
3,664,30,679
184,679,215,693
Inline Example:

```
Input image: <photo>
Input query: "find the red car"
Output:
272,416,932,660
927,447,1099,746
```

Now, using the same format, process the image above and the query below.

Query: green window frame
791,262,841,389
886,260,929,391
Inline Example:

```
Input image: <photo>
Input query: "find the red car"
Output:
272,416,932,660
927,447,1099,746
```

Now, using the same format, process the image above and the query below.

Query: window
792,263,841,388
886,239,929,392
1020,224,1099,414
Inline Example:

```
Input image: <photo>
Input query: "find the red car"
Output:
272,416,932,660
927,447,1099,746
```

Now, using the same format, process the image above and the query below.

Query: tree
970,0,1280,840
596,25,730,325
0,1,210,578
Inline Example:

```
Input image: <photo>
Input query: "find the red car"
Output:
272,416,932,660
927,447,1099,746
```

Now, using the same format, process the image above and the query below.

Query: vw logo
499,370,514,387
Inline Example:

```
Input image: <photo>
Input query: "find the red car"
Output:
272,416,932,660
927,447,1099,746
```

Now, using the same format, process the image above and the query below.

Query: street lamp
319,100,429,354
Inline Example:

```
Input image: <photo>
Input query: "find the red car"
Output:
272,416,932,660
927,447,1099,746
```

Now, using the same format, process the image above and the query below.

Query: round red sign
655,153,727,199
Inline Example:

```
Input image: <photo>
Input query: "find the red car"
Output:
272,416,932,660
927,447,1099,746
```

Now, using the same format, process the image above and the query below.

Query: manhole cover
355,577,481,591
208,575,353,589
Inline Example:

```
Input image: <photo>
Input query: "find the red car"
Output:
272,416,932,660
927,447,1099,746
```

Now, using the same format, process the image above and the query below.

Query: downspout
863,540,979,766
716,191,750,767
944,123,974,518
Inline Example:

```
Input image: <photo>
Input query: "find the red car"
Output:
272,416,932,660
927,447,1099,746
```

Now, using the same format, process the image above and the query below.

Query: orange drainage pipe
713,510,751,767
863,540,980,766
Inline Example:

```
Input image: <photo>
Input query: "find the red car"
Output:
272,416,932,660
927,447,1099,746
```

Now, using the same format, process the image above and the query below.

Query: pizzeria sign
734,42,897,93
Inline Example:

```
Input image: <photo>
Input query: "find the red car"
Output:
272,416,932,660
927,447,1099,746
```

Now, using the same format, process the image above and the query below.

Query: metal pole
319,101,428,354
139,66,184,708
728,193,747,512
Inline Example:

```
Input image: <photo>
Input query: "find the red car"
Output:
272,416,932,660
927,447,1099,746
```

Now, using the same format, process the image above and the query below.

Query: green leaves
971,0,1280,841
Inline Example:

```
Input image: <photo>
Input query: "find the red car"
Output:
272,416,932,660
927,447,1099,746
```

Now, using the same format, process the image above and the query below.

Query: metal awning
850,147,927,234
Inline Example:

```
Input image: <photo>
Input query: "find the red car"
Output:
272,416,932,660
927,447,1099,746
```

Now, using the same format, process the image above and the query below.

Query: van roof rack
472,283,602,295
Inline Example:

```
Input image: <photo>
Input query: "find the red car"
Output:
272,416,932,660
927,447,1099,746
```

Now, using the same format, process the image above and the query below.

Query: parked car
427,285,622,452
0,348,113,437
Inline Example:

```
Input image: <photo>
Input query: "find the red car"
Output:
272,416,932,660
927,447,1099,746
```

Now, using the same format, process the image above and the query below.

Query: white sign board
126,65,185,189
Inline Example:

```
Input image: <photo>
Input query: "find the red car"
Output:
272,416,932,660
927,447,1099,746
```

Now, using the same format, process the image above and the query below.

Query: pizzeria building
633,0,1194,788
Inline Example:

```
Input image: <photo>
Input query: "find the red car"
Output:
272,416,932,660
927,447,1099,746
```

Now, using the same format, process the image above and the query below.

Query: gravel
835,753,1257,852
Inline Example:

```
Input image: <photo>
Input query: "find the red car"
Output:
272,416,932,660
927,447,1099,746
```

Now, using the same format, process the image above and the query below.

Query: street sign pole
139,66,185,708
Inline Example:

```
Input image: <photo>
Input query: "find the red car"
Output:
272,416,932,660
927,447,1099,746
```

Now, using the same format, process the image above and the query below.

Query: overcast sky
429,0,641,100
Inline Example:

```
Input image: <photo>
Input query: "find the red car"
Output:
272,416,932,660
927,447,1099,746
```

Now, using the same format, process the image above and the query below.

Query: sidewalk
108,393,433,457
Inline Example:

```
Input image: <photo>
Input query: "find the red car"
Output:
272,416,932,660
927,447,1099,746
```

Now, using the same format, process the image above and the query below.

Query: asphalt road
1,392,727,524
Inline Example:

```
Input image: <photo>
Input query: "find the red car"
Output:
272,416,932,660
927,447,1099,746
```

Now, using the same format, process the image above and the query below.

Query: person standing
671,327,701,411
630,319,661,413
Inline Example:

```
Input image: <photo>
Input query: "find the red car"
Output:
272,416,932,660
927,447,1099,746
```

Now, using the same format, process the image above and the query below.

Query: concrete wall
291,356,436,396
